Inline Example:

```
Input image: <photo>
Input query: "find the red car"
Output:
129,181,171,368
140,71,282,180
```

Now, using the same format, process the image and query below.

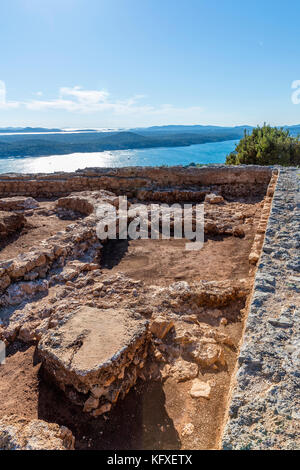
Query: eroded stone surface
222,168,300,450
0,211,25,238
0,415,74,450
190,379,211,399
0,197,39,211
38,306,149,415
57,190,120,215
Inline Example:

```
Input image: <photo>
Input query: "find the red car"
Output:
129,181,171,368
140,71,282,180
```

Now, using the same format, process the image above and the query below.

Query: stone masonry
38,306,149,416
222,167,300,450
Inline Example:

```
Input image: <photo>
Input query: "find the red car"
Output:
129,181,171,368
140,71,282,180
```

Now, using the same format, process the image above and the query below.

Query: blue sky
1,0,300,128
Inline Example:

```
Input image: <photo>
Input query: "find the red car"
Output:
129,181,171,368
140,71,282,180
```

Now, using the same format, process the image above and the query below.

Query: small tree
226,124,300,166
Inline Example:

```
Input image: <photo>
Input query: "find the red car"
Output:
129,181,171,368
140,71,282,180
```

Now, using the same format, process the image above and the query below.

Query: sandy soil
100,234,254,285
0,201,73,260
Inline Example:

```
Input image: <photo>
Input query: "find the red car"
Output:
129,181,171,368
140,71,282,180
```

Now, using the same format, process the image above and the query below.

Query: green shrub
226,124,300,166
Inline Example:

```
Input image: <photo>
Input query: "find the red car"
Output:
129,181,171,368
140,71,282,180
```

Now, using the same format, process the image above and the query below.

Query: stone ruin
0,415,74,450
0,165,298,450
38,306,149,416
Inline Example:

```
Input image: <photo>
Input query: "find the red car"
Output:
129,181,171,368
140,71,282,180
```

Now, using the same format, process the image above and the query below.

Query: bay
0,139,238,174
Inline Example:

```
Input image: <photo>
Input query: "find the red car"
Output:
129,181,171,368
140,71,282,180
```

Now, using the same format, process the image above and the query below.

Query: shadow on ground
37,366,180,450
100,239,129,270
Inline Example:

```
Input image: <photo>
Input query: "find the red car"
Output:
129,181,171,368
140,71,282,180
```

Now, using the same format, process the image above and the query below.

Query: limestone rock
0,197,39,211
249,252,260,265
205,193,224,204
5,280,49,305
233,225,245,238
0,415,74,450
0,211,25,238
150,316,174,339
170,279,249,309
190,341,226,368
181,423,194,437
190,379,211,399
170,359,198,382
57,190,119,216
38,306,149,415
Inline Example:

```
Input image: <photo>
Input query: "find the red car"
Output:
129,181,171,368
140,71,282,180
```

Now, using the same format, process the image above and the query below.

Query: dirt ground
100,234,253,285
0,201,73,260
0,216,257,450
0,323,241,450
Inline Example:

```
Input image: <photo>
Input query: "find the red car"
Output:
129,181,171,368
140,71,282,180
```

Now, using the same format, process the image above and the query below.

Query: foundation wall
0,166,273,198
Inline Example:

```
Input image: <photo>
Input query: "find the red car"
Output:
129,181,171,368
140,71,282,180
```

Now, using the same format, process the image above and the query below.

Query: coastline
0,140,239,174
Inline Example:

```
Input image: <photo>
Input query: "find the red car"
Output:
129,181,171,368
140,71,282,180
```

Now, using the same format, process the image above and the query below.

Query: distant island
0,127,62,134
0,124,299,158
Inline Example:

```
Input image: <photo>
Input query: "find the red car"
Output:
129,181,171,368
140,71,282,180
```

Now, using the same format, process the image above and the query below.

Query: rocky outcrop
0,415,74,450
190,379,211,399
38,306,149,416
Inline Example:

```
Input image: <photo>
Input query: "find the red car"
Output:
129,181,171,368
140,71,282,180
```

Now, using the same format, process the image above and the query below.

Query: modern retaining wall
222,167,300,450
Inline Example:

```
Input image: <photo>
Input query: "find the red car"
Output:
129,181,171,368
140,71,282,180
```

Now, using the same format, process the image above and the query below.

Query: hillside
0,124,299,158
0,128,243,158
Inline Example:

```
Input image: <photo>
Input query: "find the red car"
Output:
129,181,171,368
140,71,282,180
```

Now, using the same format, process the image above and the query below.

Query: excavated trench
0,169,277,450
0,201,85,261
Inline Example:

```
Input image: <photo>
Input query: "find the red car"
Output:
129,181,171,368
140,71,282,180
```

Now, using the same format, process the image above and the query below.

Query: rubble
0,415,74,450
150,316,175,339
0,196,39,211
168,359,199,382
190,379,211,399
0,211,25,238
38,306,149,416
205,193,224,204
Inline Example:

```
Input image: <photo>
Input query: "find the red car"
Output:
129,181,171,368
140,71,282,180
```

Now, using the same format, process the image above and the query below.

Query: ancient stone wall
0,165,273,198
0,214,100,302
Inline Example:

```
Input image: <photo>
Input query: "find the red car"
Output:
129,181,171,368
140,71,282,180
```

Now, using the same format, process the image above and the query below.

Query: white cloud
0,81,204,123
26,86,111,112
0,81,5,104
60,86,109,104
23,86,204,119
0,80,20,109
